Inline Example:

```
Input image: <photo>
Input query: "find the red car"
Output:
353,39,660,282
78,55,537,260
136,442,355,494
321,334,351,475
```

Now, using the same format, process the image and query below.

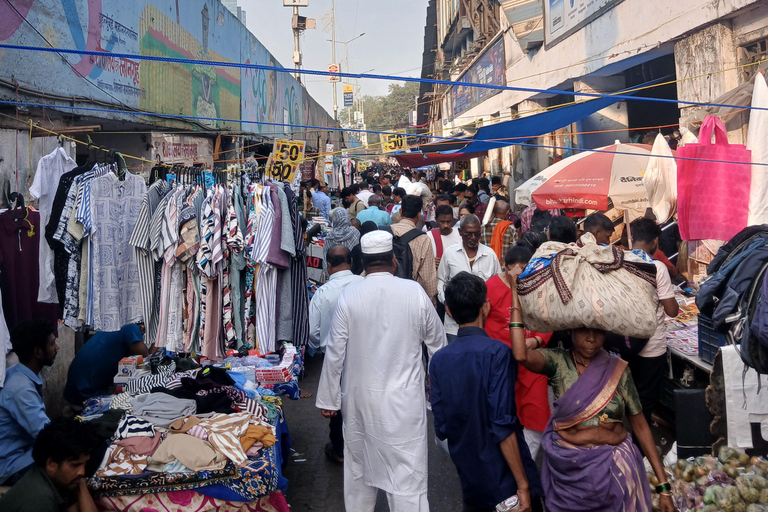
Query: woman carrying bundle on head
506,263,674,512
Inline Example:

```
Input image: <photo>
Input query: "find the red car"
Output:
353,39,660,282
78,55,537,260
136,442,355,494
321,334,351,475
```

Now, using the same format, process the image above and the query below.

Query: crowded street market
2,0,768,511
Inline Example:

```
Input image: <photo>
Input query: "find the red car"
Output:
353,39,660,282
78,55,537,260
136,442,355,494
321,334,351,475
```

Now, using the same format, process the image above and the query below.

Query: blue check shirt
0,364,50,482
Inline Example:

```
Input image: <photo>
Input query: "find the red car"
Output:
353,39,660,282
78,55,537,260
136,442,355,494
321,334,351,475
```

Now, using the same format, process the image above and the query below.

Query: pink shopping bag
677,115,752,241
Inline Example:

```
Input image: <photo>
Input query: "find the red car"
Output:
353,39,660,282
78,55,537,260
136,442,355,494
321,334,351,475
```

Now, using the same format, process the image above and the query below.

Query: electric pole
331,0,337,120
293,5,301,82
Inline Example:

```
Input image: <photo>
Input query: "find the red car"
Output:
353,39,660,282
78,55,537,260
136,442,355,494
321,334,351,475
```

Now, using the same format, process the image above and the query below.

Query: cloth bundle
130,393,197,427
517,233,659,337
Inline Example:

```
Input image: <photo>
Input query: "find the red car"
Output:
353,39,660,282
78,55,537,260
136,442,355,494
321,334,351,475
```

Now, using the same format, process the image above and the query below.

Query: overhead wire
2,43,768,113
1,41,766,168
4,98,766,171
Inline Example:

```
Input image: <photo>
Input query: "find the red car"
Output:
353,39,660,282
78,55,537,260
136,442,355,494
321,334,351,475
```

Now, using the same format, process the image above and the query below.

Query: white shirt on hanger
30,146,77,304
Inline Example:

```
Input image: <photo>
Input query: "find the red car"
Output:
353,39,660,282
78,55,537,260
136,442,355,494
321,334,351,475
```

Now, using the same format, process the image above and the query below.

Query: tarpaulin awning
395,151,485,168
396,77,667,167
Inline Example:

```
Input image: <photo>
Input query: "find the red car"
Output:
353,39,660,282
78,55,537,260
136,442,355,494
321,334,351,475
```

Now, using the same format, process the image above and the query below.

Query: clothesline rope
3,99,767,169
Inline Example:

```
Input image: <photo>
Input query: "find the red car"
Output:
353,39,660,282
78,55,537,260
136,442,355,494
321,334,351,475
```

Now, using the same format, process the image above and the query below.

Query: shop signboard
283,0,310,6
451,37,506,118
324,143,334,184
381,132,407,153
343,84,354,106
266,139,306,182
328,64,341,83
543,0,625,48
357,161,371,173
455,159,471,172
151,133,214,166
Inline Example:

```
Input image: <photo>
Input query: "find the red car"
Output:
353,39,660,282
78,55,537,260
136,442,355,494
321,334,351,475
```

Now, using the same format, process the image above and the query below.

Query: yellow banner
266,139,306,182
343,85,354,94
357,161,371,173
381,133,407,153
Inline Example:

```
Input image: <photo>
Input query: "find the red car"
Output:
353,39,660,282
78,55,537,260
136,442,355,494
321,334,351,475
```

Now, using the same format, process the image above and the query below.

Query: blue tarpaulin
396,78,666,167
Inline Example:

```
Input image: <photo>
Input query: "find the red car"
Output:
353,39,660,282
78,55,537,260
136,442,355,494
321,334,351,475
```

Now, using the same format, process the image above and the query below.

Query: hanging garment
0,208,60,330
89,173,146,330
252,188,277,354
285,186,310,347
230,184,247,347
30,147,77,304
748,73,768,226
0,286,11,387
129,180,171,347
46,163,93,312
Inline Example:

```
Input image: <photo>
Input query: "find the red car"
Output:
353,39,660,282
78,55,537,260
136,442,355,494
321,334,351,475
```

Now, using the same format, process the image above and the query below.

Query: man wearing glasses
437,214,501,340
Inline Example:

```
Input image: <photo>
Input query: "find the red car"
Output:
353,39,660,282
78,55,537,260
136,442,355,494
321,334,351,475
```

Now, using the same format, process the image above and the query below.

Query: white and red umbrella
524,142,657,212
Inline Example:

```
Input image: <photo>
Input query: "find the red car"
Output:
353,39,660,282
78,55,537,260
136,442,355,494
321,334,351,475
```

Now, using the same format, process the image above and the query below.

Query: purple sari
541,349,652,512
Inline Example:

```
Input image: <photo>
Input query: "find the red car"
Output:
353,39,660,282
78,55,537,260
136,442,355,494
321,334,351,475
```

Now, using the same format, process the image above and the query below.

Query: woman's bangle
509,322,525,329
655,482,671,493
534,336,542,348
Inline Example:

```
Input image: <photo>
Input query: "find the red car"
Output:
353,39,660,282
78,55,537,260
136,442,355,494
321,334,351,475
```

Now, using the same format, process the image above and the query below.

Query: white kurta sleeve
307,293,323,348
436,253,449,304
421,292,447,359
315,293,350,411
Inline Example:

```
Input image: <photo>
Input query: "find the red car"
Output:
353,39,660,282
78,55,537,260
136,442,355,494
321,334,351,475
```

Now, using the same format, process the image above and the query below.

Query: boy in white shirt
629,218,680,424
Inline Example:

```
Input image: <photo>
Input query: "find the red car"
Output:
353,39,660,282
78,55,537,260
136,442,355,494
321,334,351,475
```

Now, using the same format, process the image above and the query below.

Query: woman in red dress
485,245,551,460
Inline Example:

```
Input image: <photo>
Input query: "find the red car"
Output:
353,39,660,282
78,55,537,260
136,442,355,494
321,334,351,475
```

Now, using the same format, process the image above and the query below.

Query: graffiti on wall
0,0,333,140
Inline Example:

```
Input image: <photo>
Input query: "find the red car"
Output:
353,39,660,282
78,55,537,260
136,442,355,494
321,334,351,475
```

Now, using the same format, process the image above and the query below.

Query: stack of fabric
82,359,289,512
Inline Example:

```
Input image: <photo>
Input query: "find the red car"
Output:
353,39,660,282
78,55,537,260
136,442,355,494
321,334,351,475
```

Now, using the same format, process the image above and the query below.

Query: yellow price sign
381,133,407,153
266,139,305,182
357,161,371,173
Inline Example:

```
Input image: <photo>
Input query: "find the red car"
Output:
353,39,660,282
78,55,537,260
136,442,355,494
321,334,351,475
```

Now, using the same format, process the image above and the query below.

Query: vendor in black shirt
0,419,96,512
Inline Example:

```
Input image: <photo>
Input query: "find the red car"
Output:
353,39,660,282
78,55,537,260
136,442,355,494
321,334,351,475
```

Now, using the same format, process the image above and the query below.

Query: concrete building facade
421,0,768,190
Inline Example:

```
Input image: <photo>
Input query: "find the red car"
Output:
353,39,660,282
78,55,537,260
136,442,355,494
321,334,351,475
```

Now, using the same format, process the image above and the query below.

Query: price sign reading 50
381,134,406,154
267,139,305,182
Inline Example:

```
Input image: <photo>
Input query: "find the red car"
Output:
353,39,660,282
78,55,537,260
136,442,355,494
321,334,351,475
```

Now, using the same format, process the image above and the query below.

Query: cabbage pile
651,447,768,511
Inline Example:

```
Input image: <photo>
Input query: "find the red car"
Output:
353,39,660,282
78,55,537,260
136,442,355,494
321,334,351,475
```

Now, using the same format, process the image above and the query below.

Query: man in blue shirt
0,319,58,485
64,323,148,406
355,194,391,227
311,180,332,221
430,272,543,512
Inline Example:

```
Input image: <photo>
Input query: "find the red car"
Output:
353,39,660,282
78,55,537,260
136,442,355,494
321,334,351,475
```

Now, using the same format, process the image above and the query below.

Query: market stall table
81,346,304,512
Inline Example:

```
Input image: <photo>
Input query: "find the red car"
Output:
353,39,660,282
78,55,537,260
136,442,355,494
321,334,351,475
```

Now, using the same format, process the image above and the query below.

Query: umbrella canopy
529,143,655,212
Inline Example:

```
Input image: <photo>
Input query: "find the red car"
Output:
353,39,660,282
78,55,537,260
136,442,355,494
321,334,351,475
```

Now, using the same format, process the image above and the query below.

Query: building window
739,38,768,83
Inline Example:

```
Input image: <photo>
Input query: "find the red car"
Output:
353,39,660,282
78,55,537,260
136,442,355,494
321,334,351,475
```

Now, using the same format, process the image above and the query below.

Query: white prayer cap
361,231,393,254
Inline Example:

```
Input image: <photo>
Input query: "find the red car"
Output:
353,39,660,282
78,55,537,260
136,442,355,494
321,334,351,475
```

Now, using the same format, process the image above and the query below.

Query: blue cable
0,43,767,112
3,98,765,168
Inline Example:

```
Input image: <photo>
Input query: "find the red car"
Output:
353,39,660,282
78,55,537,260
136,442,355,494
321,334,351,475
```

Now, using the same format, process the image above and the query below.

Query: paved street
282,353,464,511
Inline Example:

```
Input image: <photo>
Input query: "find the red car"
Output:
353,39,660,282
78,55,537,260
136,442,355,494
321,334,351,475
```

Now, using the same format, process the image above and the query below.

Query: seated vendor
0,319,58,485
64,323,148,406
0,418,96,512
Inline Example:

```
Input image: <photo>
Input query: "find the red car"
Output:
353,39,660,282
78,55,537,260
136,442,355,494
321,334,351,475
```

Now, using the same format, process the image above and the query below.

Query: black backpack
393,228,425,280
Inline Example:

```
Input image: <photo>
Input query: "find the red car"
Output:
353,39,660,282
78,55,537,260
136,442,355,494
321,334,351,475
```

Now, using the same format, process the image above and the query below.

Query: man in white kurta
316,230,446,512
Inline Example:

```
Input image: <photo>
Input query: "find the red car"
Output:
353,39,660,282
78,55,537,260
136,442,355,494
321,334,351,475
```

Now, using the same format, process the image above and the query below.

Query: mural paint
240,29,330,143
0,0,334,139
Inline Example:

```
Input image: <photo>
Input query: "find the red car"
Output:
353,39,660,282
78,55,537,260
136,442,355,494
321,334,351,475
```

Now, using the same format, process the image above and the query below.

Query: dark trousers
462,496,545,512
627,353,667,425
329,411,344,458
